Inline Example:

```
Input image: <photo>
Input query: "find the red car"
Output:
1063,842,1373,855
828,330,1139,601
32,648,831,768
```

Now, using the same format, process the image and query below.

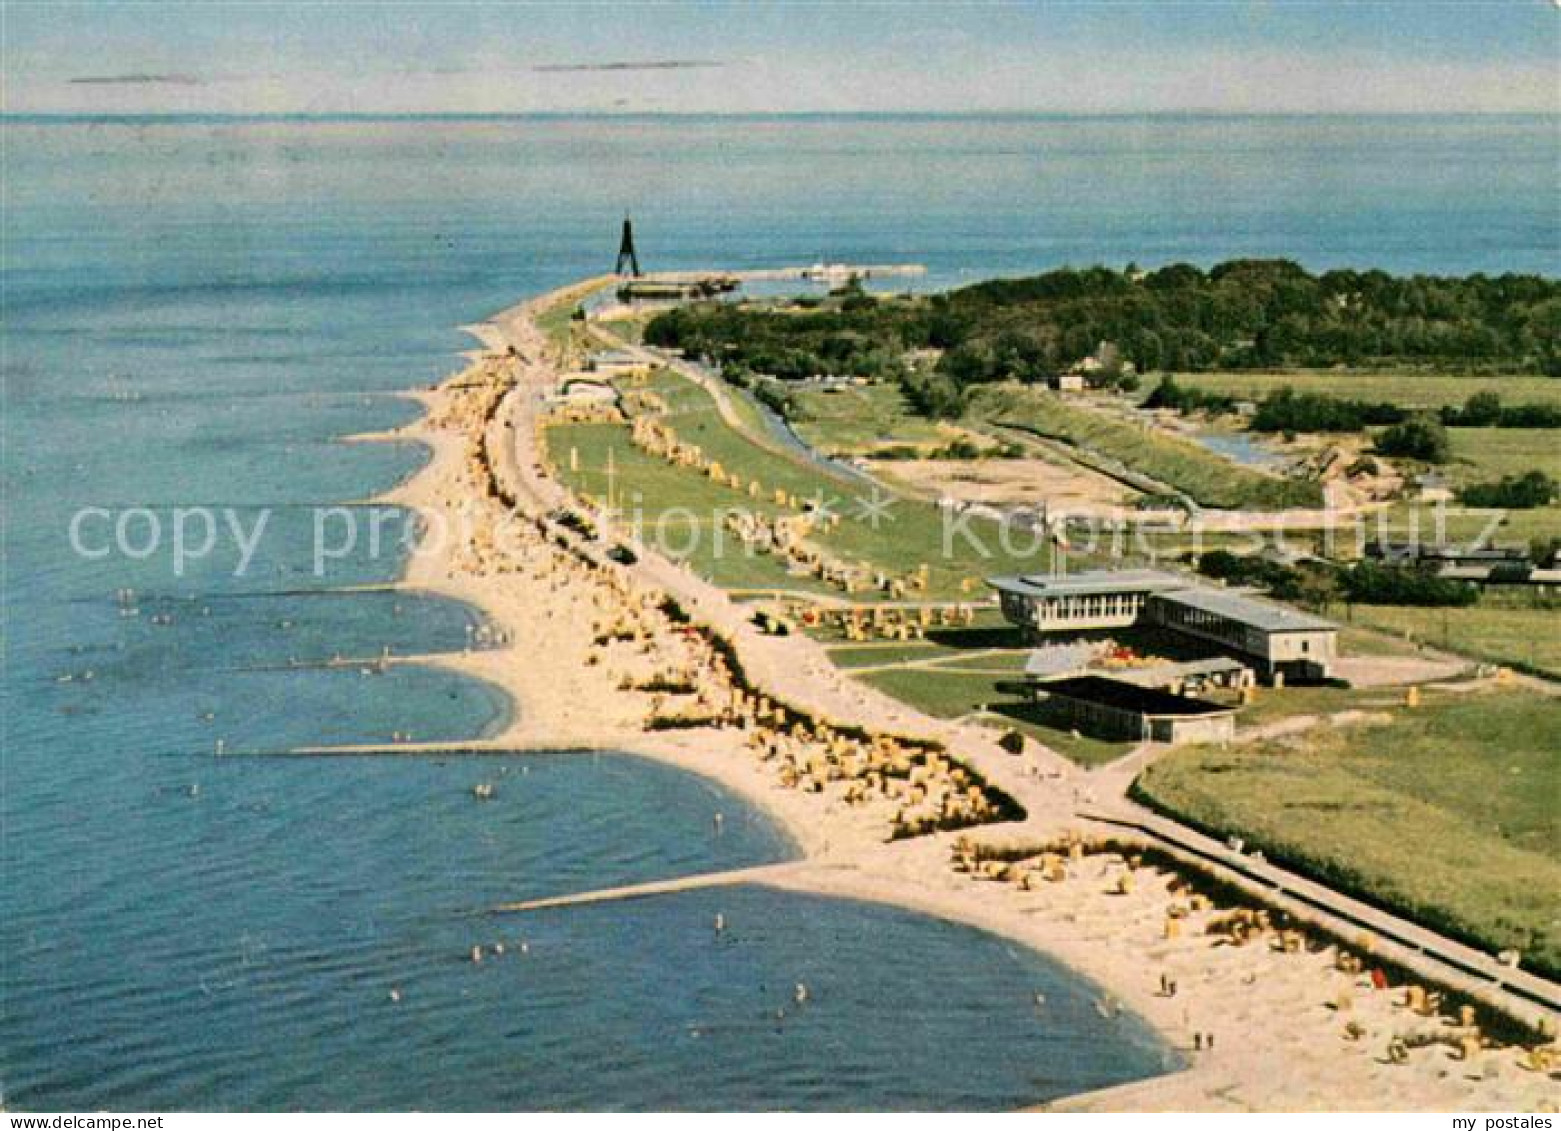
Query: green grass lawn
825,642,1034,675
724,383,793,446
788,382,952,455
813,613,1026,668
1447,427,1561,483
967,383,1323,510
597,316,645,345
1139,374,1560,512
1162,370,1561,410
545,419,843,596
854,665,1135,768
825,642,947,669
1229,683,1385,727
819,618,1140,763
543,375,1128,755
1134,689,1561,977
1336,623,1437,660
1374,500,1561,548
856,667,1017,717
546,369,1061,600
933,650,1035,674
1345,597,1561,678
832,615,1422,761
988,700,1139,768
536,303,582,351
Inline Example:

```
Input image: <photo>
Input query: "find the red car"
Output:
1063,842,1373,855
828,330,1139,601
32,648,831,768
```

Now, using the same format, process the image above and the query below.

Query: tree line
1439,391,1561,428
645,260,1560,424
939,260,1559,377
1458,470,1559,510
1194,550,1481,609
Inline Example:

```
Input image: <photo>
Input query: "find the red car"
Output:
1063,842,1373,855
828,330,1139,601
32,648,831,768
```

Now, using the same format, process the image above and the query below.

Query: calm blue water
3,114,1554,1110
1186,430,1288,469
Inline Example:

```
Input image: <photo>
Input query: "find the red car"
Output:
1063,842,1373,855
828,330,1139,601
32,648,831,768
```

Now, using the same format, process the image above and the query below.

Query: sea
2,113,1555,1111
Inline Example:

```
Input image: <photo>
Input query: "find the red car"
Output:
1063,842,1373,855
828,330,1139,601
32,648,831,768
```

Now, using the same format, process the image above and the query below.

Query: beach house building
990,568,1337,683
1034,675,1237,745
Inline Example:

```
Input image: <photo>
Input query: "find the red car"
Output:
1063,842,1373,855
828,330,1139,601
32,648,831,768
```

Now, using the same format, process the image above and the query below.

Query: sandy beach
361,279,1560,1112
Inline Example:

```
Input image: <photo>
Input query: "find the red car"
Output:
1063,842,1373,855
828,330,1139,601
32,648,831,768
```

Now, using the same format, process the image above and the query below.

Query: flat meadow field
1165,369,1561,410
1134,686,1561,979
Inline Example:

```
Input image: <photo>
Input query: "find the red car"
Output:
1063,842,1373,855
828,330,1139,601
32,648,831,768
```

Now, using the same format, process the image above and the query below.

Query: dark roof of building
1038,675,1236,718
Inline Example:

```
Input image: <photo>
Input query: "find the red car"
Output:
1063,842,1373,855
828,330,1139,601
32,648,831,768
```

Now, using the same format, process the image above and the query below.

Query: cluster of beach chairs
575,563,1012,837
952,832,1556,1074
798,600,980,643
742,716,1005,838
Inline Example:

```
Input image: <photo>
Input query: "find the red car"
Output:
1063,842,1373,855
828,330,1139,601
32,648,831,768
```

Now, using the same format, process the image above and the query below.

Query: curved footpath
326,278,1557,1112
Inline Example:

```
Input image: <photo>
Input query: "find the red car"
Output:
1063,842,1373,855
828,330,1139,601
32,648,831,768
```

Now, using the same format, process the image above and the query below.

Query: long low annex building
991,567,1337,683
1035,675,1236,745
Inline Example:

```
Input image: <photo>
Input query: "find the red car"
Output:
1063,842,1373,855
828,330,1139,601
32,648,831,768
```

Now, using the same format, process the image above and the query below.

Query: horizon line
4,109,1558,123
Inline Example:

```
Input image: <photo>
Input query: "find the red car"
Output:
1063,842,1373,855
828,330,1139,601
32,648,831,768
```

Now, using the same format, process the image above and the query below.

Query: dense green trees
643,298,925,384
1143,374,1237,415
1193,549,1498,610
935,259,1558,376
900,367,964,418
1249,387,1407,433
1341,562,1479,607
1440,391,1561,428
1376,417,1452,463
1195,549,1305,599
1457,470,1559,509
646,262,1560,401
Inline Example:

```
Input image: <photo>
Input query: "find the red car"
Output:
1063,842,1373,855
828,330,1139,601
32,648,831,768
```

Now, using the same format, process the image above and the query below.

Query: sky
3,1,1558,115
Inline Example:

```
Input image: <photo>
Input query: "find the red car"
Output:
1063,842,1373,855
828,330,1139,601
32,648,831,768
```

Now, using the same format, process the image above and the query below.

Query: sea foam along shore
356,277,1559,1113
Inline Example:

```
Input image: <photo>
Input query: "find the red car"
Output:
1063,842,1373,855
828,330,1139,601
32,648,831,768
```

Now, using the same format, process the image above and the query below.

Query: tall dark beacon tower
615,215,642,277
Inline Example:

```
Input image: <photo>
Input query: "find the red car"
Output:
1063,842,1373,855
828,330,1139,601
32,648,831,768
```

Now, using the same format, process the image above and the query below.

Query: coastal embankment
345,277,1559,1112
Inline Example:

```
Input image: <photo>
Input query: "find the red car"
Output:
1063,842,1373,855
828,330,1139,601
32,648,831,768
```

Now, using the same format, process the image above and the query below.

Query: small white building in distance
990,568,1337,683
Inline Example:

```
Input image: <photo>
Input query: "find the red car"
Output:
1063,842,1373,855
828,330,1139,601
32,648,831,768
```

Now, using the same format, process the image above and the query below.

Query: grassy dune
546,418,841,596
787,383,953,455
544,368,1059,600
1135,689,1561,977
967,384,1323,510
